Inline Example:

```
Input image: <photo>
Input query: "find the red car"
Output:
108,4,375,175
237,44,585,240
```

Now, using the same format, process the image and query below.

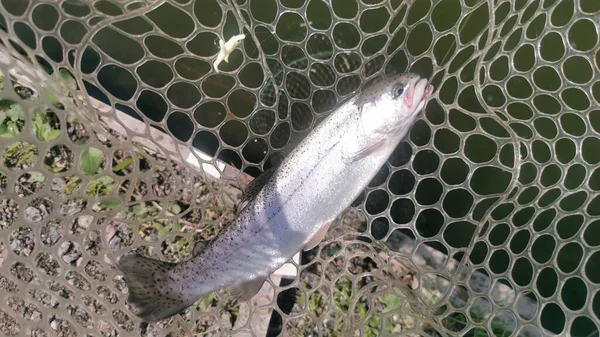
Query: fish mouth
403,77,433,109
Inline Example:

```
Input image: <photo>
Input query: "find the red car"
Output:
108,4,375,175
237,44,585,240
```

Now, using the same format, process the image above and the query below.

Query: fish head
358,73,433,137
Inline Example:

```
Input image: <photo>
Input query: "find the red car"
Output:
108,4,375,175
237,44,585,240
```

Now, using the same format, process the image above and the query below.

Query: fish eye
392,85,404,98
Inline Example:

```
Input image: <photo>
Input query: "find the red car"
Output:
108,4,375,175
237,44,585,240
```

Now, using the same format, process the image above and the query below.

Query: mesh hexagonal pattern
0,0,598,336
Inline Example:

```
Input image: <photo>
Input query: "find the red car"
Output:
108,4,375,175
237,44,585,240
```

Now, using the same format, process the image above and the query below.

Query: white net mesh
0,0,598,336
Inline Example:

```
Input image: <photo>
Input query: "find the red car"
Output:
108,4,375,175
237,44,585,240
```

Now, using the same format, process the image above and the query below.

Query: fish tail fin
117,253,193,322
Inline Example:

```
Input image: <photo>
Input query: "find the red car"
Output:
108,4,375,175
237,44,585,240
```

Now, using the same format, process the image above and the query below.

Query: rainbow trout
117,73,433,322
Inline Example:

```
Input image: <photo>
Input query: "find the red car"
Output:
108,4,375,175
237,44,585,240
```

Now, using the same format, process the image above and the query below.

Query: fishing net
0,0,598,336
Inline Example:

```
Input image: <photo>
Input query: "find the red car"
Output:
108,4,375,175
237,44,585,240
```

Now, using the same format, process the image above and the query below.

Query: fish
117,72,434,322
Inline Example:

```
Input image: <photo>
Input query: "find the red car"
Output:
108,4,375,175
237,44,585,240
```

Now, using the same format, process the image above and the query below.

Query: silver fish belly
117,73,433,322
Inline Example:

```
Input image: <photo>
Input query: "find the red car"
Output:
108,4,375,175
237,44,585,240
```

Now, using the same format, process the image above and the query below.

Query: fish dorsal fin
237,167,276,214
228,276,267,302
304,221,333,251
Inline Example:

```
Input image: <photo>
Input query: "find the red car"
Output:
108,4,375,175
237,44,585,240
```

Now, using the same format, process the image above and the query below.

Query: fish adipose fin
228,276,266,302
117,253,191,322
304,221,332,251
193,240,207,256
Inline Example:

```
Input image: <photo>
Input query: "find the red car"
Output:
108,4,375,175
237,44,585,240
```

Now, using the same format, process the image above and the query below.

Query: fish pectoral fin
228,276,267,302
344,137,387,163
304,221,333,251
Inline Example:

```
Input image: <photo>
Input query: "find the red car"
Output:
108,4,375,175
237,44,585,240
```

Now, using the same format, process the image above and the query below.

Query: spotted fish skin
117,73,433,322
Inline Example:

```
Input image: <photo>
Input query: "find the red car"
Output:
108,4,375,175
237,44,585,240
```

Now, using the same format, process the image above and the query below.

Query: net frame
0,0,597,336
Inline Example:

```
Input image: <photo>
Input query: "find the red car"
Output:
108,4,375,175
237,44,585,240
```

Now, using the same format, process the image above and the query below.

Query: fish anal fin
229,276,266,302
304,221,332,251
